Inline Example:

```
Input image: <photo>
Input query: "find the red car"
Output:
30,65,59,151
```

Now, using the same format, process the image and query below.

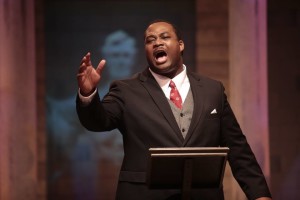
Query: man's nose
153,38,163,47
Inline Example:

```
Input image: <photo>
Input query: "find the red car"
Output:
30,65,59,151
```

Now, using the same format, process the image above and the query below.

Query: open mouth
154,50,168,64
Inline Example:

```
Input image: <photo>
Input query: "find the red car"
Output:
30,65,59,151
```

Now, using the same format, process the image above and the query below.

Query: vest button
180,113,184,117
182,128,185,132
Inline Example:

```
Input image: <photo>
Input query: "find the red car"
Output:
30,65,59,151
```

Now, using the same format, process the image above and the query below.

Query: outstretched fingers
85,52,92,66
78,52,92,76
80,52,92,67
96,59,106,76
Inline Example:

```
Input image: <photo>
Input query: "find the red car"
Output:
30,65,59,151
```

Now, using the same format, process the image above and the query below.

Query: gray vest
168,89,194,138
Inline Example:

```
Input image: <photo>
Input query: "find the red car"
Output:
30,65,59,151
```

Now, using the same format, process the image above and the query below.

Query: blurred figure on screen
99,30,137,97
47,30,137,200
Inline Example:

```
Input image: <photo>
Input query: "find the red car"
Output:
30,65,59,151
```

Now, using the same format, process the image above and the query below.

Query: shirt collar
149,65,187,90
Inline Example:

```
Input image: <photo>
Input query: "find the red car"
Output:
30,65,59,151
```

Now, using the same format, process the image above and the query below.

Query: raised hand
77,52,106,96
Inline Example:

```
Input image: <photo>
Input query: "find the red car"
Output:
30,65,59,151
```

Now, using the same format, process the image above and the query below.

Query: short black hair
144,19,183,41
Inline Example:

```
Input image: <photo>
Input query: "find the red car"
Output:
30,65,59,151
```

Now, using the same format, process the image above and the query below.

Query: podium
146,147,229,200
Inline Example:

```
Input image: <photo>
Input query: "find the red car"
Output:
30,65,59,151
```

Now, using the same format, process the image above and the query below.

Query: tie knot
169,80,176,89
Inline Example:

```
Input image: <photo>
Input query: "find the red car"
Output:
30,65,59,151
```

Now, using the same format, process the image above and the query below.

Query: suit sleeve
76,81,124,132
219,85,271,200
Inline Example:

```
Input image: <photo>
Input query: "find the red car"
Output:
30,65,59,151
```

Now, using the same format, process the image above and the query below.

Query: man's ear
179,40,184,52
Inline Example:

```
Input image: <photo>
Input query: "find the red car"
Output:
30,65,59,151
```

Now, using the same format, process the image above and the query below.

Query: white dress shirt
149,65,190,103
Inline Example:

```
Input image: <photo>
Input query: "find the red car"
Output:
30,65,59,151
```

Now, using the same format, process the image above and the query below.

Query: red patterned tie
169,80,182,109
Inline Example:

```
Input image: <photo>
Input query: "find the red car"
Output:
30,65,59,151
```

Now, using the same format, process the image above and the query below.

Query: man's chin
150,64,169,72
153,61,170,69
150,66,177,77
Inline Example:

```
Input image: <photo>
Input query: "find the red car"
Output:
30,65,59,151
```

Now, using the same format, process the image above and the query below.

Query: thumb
96,59,106,75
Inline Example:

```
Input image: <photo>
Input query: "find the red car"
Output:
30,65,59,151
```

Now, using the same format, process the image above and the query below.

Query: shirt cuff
78,88,97,105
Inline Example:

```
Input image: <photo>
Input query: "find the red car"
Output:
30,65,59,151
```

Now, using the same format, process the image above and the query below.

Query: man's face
101,30,137,80
144,22,184,78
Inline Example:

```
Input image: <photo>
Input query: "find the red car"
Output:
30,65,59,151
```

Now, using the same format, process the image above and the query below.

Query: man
76,20,272,200
99,30,137,96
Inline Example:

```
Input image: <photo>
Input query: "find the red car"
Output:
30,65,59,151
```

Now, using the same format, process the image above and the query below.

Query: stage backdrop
44,0,195,199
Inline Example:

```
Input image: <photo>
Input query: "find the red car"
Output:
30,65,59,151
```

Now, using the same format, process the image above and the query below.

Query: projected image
99,30,137,96
45,0,195,199
46,30,136,200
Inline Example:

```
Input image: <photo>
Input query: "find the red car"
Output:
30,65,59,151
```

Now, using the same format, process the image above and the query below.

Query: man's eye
146,38,155,44
162,36,170,39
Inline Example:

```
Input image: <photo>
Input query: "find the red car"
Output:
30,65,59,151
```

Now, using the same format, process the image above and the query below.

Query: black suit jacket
76,69,271,200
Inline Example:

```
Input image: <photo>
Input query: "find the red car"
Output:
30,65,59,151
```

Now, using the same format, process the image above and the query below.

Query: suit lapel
139,69,184,142
183,72,205,146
